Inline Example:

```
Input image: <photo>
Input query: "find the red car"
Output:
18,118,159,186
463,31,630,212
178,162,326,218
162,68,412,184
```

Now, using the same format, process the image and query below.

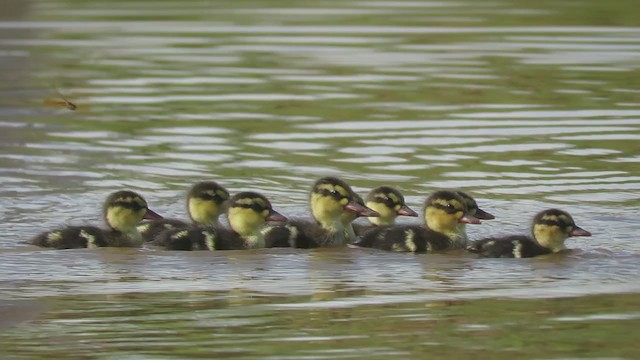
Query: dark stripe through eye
431,203,458,214
316,189,344,200
538,219,571,227
232,202,267,212
197,193,225,202
372,197,396,208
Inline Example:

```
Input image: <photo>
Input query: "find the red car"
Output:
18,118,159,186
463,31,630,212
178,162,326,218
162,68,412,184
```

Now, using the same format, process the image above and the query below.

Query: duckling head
104,190,162,233
187,181,230,225
365,186,418,226
532,209,591,252
424,190,480,238
456,191,495,220
311,177,378,230
227,191,287,239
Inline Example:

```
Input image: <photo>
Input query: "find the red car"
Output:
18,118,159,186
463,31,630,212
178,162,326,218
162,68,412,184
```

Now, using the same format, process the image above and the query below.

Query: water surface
1,0,639,358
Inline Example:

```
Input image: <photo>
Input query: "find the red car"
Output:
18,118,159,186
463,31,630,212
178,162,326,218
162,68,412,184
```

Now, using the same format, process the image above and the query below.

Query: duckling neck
454,223,469,247
425,211,466,248
228,215,265,249
317,217,346,233
533,225,567,252
344,224,357,242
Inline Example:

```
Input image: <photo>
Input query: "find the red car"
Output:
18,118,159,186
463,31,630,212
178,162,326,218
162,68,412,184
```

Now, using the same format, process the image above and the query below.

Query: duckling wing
355,225,450,253
31,226,108,249
137,218,190,242
467,235,551,258
152,226,220,251
263,220,319,248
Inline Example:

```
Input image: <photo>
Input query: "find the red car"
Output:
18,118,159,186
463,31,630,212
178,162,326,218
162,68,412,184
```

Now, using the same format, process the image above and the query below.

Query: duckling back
138,219,190,242
152,226,235,251
466,235,551,258
31,226,109,249
355,224,453,252
264,219,346,248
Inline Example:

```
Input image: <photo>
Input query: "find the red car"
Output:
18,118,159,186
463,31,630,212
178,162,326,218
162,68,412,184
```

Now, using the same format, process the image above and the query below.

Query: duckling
350,186,418,237
31,190,162,249
152,191,286,251
466,208,591,258
263,177,379,248
354,190,480,252
137,181,230,241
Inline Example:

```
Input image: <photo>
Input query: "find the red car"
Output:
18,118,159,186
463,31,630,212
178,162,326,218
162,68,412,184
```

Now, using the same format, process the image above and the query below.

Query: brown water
1,0,640,358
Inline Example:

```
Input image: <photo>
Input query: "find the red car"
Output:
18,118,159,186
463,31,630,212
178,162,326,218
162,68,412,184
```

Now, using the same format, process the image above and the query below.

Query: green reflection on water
1,292,640,358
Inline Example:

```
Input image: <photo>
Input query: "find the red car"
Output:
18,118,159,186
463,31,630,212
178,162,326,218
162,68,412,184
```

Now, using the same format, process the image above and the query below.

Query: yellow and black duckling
31,190,162,249
264,176,379,248
354,190,481,252
152,191,287,251
466,208,591,258
350,186,418,237
137,181,230,241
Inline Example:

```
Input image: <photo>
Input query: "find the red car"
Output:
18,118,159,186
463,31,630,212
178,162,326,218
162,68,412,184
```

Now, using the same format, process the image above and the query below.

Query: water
1,0,640,358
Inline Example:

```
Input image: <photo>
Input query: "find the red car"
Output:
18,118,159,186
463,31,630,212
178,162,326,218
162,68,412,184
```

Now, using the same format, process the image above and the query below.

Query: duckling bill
354,190,481,252
152,191,286,251
467,208,591,258
31,190,161,249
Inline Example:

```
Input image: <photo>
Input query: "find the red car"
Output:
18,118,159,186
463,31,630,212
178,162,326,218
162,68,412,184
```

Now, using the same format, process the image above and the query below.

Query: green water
1,0,640,358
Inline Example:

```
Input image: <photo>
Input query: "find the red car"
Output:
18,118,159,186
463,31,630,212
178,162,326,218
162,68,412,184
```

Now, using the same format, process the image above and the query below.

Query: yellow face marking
216,189,229,200
394,204,401,211
541,214,559,222
425,206,464,237
254,197,267,208
262,209,269,218
189,198,222,224
106,206,146,232
228,207,267,237
366,201,396,226
387,193,399,204
533,223,568,252
235,198,255,206
311,193,347,229
334,185,348,197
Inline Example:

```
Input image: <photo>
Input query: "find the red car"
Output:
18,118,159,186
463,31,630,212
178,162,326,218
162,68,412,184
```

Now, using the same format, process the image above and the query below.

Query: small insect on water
44,87,77,111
